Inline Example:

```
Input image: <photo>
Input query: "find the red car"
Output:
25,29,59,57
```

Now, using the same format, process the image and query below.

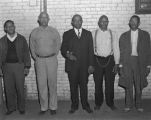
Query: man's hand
112,64,119,75
24,68,30,76
118,66,124,76
88,66,95,74
145,67,150,77
66,52,77,61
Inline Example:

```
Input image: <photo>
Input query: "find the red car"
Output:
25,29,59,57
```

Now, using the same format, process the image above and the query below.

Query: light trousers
35,56,58,111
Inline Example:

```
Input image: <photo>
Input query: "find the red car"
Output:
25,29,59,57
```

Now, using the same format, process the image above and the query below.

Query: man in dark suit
0,76,4,115
119,15,151,112
61,14,94,114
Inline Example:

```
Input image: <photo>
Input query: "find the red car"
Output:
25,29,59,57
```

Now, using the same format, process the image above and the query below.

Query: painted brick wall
0,0,151,100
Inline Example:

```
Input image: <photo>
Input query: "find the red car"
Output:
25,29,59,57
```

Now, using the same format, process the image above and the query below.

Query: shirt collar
131,29,138,34
74,28,82,33
98,28,109,33
7,32,17,42
39,26,49,30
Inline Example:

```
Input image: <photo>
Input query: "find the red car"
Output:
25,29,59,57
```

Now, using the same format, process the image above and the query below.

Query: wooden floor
0,99,151,120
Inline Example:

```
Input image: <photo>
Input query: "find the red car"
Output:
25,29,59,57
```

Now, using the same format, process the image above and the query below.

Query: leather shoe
84,107,93,113
94,106,101,110
124,108,131,112
68,109,77,114
39,110,47,115
109,105,117,111
50,110,56,115
19,110,25,114
5,110,15,115
137,108,144,112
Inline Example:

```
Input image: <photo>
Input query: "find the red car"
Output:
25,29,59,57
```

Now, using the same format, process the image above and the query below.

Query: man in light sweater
30,12,61,115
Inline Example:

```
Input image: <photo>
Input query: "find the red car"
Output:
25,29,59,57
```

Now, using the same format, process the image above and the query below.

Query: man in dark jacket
0,20,31,115
61,14,94,114
119,15,151,112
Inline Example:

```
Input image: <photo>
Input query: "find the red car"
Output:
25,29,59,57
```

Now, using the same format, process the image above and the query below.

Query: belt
94,55,112,59
37,53,56,58
6,60,19,63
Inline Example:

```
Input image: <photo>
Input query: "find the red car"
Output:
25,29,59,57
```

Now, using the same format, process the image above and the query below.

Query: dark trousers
93,55,115,107
0,77,3,105
3,63,25,112
68,63,90,110
125,56,142,108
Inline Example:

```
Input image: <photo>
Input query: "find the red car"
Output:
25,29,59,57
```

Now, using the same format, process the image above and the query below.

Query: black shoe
19,110,25,115
68,108,77,114
39,110,47,115
84,107,93,113
109,105,117,111
5,110,15,115
50,110,56,115
94,106,101,110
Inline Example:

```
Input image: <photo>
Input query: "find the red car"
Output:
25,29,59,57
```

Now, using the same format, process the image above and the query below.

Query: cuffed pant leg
0,77,3,105
47,57,58,110
93,65,104,107
3,64,16,111
14,63,25,111
125,88,133,108
35,58,48,111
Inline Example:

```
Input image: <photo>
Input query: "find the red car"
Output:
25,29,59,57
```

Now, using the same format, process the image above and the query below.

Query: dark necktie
78,29,80,39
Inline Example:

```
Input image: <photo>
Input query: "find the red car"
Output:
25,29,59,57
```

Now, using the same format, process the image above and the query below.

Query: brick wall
0,0,151,100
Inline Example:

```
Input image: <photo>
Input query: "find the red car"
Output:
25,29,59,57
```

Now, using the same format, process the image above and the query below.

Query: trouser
68,63,90,110
125,56,142,108
0,77,3,105
3,63,25,112
35,56,58,111
93,55,115,107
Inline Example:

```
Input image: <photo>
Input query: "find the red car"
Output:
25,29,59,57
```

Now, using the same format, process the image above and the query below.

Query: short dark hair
130,15,140,23
98,15,109,22
71,14,83,26
4,20,14,33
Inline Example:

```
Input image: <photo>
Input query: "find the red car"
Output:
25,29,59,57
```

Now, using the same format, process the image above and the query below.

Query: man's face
129,17,140,31
39,13,49,27
98,17,109,31
72,15,83,29
5,22,15,35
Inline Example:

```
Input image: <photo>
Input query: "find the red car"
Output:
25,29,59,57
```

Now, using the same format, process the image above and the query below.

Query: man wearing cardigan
0,20,31,115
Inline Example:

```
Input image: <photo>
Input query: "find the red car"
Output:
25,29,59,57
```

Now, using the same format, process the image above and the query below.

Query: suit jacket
119,29,151,89
61,28,94,73
0,34,31,69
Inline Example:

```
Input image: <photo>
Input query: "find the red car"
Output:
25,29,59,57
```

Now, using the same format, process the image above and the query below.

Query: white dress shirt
92,29,120,64
74,28,82,38
131,30,138,56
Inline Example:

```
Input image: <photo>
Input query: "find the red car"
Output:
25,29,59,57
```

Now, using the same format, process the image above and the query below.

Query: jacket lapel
72,29,77,38
72,28,83,39
137,29,141,54
127,30,132,54
3,35,8,56
80,28,84,39
68,29,77,51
